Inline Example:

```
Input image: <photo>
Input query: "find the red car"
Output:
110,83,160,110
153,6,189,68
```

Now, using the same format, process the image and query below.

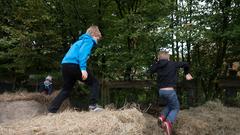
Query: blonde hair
237,71,240,78
232,62,239,71
86,25,102,38
158,51,170,60
46,75,52,81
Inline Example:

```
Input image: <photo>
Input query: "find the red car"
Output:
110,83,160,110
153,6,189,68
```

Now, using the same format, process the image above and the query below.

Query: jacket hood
79,33,97,45
157,59,169,68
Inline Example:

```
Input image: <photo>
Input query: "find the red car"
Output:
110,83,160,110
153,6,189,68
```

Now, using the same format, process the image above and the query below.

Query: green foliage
0,0,63,82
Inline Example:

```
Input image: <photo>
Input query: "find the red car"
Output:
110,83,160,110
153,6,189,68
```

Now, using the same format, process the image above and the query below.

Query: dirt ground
0,100,46,123
0,91,239,135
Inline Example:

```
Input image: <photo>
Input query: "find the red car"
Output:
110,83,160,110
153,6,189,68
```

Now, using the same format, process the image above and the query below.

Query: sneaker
162,120,172,135
157,115,166,128
89,104,104,112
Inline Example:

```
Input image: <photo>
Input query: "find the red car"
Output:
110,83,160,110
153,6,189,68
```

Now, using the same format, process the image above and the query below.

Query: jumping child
48,25,103,113
149,51,193,135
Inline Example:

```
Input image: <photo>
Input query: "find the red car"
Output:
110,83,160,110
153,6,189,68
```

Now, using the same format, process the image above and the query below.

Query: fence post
101,80,110,106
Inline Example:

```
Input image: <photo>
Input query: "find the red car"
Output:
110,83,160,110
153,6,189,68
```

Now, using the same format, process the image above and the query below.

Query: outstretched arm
175,62,193,80
175,62,190,75
148,61,159,74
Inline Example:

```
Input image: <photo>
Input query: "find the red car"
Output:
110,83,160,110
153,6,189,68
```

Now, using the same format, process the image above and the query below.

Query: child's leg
161,106,170,117
165,90,180,124
83,70,100,106
48,77,76,113
158,105,169,127
159,90,179,135
159,90,171,117
48,64,77,113
159,90,177,134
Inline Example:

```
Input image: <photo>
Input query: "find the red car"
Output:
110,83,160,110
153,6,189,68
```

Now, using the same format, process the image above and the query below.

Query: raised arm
149,61,159,74
175,62,193,80
175,62,190,75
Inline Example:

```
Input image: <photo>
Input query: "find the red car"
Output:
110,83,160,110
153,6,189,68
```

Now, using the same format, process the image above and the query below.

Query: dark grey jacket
149,59,190,89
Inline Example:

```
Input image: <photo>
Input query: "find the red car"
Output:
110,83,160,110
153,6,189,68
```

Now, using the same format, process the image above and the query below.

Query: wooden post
101,80,106,105
101,80,110,106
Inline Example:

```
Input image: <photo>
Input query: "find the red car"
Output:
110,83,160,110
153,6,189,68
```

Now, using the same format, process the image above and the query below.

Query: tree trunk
175,0,179,62
171,12,175,61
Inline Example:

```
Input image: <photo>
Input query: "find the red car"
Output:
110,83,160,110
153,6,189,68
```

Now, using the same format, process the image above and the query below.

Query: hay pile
0,109,162,135
0,91,240,135
0,91,69,107
175,101,240,135
0,91,163,135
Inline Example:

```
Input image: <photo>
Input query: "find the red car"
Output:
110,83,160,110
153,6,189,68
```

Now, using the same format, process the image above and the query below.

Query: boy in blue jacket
48,25,102,113
149,51,193,135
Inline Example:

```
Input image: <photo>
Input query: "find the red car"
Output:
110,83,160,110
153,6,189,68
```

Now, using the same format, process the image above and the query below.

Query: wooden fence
1,79,239,106
216,80,240,88
100,79,240,106
100,80,197,105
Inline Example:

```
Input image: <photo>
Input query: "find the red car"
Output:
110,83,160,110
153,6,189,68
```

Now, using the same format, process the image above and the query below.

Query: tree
0,0,62,86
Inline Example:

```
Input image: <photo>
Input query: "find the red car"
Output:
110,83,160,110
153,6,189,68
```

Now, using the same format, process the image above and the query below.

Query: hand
186,73,193,80
81,70,88,80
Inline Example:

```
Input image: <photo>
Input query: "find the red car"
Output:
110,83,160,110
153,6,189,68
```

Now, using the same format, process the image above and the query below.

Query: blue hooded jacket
61,34,97,71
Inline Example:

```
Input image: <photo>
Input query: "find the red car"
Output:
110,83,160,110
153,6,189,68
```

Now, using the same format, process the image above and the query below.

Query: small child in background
39,75,53,95
149,51,193,135
225,62,239,106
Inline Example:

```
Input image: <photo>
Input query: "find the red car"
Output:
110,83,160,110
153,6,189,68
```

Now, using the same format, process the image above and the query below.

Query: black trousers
48,63,100,113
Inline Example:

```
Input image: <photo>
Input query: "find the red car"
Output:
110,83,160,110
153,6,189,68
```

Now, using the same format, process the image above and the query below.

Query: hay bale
0,108,163,135
1,91,240,135
175,101,240,135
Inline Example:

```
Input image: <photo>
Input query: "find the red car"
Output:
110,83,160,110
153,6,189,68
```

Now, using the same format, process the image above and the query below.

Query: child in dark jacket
149,51,193,135
39,75,53,95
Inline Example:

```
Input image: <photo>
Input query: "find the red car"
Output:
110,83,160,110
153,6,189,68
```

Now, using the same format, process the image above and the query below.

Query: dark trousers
39,83,53,95
48,63,100,113
224,88,237,106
